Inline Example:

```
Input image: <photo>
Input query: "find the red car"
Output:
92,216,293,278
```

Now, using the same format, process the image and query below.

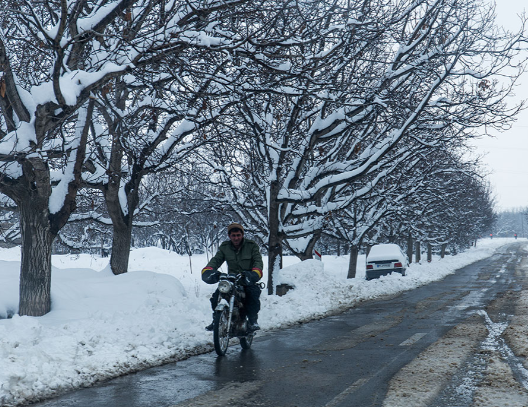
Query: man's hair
227,222,244,235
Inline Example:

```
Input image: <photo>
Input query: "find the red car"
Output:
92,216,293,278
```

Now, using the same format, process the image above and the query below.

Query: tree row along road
33,242,528,407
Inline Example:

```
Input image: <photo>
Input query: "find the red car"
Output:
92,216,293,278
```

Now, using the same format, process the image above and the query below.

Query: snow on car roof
367,244,405,262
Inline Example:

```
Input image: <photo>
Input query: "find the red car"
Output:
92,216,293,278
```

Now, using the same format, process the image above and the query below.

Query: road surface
32,242,528,407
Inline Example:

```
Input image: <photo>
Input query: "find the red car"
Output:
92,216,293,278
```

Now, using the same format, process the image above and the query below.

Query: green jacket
202,238,263,280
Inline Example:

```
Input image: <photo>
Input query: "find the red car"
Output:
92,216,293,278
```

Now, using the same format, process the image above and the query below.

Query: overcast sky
472,0,528,211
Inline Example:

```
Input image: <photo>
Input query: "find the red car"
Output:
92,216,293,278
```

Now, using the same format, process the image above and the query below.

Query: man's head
227,223,244,248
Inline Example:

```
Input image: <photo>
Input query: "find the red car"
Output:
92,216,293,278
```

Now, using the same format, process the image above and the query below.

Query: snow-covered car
366,243,408,280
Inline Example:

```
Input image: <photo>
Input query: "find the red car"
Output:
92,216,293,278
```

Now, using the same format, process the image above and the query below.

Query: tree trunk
267,181,282,295
110,222,133,275
105,172,132,275
106,182,138,275
18,199,55,316
347,245,359,279
441,243,447,258
407,234,413,264
102,83,138,276
268,238,283,295
415,241,421,263
16,102,92,315
427,242,432,262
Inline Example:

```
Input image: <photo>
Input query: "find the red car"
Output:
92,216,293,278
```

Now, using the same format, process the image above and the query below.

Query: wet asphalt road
29,242,527,407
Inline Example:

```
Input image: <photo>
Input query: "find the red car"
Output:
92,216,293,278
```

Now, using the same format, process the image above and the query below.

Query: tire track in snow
478,310,528,390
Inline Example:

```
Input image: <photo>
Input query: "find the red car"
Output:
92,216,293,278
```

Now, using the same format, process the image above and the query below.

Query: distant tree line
492,208,528,238
0,0,526,314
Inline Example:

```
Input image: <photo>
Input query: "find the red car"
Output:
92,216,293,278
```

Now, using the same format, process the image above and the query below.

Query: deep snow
0,238,522,406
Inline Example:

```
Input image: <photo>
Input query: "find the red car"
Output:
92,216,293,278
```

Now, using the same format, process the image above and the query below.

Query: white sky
472,0,528,211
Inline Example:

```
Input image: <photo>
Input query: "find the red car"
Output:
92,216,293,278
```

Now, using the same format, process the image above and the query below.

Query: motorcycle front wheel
213,308,230,356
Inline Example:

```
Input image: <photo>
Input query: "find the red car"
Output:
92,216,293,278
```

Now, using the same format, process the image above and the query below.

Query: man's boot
205,314,214,331
247,318,260,332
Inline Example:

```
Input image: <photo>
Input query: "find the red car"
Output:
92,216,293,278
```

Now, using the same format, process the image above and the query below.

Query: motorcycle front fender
215,298,230,312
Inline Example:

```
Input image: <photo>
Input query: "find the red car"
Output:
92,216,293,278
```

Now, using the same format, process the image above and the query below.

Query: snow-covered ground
0,238,522,406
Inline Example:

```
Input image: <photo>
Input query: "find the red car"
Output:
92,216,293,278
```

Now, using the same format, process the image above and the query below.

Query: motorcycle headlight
218,280,232,294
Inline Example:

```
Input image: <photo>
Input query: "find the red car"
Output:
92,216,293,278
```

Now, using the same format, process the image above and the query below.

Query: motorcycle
213,273,255,356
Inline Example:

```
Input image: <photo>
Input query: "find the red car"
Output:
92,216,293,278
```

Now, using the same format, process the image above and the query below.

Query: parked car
366,243,408,280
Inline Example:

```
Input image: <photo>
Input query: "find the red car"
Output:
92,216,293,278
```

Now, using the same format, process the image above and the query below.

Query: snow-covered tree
369,150,496,258
77,0,303,275
203,0,527,292
0,0,255,315
81,64,216,275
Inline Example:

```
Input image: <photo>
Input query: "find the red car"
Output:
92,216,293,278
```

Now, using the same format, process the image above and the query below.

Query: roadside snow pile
0,238,521,406
0,269,211,406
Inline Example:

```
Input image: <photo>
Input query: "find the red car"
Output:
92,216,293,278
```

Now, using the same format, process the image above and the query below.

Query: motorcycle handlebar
218,272,266,289
219,273,241,282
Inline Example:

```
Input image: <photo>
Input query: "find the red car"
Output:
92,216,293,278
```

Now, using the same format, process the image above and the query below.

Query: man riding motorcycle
201,223,263,332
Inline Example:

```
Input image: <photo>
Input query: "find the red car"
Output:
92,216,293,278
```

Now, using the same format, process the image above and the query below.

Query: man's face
229,230,244,248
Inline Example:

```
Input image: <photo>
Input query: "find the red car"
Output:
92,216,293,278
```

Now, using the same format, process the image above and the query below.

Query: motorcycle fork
227,295,235,335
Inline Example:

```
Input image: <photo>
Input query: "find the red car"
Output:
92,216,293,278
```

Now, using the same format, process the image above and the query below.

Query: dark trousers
210,284,261,323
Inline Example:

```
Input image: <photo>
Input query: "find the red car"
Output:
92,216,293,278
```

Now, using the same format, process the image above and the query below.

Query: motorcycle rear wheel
213,309,230,356
240,334,253,349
